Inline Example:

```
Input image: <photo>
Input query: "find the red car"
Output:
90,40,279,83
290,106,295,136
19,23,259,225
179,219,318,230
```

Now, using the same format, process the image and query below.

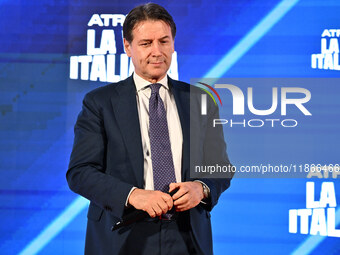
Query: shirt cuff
125,187,137,207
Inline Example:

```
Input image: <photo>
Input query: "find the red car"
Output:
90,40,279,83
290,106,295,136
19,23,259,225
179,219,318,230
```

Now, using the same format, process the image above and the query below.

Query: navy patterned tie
149,83,176,194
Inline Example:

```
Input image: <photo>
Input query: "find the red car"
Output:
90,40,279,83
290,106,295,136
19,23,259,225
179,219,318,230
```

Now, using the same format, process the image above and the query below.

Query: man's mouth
148,60,164,65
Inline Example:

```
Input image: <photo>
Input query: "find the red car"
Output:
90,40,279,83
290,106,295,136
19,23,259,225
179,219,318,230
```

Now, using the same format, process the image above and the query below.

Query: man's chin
148,71,168,80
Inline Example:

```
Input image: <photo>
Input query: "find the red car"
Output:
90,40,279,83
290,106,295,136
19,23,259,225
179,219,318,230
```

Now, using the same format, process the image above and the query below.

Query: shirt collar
133,72,169,92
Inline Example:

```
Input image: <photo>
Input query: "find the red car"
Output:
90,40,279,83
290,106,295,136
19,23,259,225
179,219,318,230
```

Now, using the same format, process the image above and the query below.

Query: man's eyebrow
138,36,171,43
138,39,152,43
159,36,170,40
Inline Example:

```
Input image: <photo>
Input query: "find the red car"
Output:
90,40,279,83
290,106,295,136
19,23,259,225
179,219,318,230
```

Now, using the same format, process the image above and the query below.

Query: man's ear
171,39,175,54
123,38,131,57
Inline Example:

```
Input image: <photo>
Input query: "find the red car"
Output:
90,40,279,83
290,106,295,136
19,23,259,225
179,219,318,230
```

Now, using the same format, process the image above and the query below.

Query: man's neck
133,73,168,92
134,72,167,84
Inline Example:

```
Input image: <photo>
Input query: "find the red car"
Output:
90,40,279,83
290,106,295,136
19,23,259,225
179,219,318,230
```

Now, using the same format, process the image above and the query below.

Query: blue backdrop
1,0,340,254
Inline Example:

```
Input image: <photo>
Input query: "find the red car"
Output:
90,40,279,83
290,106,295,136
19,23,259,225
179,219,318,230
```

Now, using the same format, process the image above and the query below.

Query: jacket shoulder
169,77,205,95
169,77,199,93
85,77,131,100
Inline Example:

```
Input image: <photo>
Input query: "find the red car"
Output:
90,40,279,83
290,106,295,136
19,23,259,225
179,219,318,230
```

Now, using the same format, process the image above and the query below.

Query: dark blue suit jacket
67,75,232,255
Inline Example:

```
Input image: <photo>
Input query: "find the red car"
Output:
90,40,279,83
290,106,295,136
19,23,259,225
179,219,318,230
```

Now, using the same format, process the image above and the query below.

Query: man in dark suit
67,3,232,255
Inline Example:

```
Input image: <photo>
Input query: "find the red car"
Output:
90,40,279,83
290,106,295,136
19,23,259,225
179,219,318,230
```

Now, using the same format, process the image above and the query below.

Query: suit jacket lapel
110,76,191,187
169,77,191,181
111,76,144,188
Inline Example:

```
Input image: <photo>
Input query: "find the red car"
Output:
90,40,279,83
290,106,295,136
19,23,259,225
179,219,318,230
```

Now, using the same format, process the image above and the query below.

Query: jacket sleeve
66,92,133,218
194,90,233,211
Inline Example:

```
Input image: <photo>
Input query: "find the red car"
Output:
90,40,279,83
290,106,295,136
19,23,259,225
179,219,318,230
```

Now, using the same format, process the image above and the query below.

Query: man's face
124,20,174,83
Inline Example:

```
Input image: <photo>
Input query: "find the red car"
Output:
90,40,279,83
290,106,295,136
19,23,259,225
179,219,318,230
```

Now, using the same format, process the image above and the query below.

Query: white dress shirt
125,73,209,206
125,73,183,205
134,73,183,190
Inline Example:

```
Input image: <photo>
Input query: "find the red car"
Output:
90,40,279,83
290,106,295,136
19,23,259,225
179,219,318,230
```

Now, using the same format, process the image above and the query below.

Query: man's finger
157,199,169,214
163,195,173,210
175,203,190,212
173,193,189,206
172,186,188,200
169,182,179,193
160,193,173,210
146,207,156,218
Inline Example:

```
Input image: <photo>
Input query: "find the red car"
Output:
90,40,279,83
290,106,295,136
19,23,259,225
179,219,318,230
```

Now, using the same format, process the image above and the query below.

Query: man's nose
151,42,162,56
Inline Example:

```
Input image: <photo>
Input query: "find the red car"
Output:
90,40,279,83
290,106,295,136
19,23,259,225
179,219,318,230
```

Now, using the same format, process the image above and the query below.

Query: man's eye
161,41,168,44
141,42,151,46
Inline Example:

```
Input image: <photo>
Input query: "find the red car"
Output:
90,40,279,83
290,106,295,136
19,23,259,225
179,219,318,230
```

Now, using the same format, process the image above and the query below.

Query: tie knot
150,83,162,94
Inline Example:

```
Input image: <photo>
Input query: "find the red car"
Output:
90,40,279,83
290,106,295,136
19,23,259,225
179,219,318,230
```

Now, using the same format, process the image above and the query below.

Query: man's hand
128,189,173,217
169,182,204,212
